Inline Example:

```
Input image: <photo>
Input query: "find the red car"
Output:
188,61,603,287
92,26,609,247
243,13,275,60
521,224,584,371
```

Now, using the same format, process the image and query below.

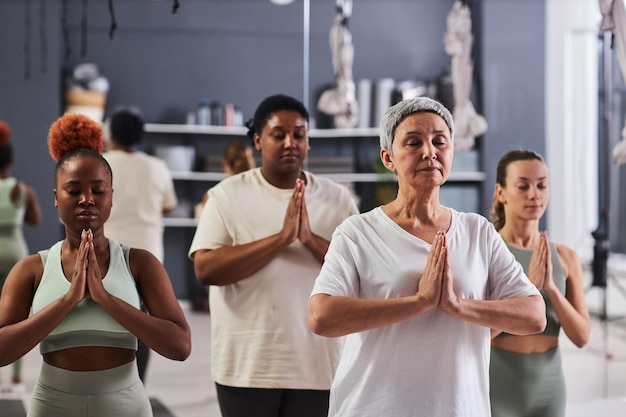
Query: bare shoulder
5,253,44,289
126,248,162,273
16,253,44,273
554,242,583,279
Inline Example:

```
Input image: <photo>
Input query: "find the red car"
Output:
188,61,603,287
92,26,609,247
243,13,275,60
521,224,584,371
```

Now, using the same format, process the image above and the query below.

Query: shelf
148,123,484,227
145,123,379,139
145,124,248,136
171,171,227,181
309,127,379,138
163,217,198,227
170,170,485,183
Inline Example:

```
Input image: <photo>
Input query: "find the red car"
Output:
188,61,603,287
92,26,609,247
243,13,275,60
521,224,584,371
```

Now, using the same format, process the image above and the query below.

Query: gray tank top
496,242,566,337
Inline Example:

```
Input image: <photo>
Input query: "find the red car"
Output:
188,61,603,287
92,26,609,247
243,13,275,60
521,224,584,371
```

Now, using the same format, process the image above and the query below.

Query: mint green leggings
28,360,152,417
489,346,565,417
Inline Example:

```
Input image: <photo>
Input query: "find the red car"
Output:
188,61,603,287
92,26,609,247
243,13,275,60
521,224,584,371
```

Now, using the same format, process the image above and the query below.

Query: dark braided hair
245,94,309,142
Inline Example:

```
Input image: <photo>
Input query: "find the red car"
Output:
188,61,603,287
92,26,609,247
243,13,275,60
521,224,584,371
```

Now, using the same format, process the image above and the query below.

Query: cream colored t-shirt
104,150,177,263
189,168,359,389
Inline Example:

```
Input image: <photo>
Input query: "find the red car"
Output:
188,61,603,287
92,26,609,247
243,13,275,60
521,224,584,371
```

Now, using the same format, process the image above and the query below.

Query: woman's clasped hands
417,231,460,314
528,231,554,291
280,177,313,245
66,229,108,306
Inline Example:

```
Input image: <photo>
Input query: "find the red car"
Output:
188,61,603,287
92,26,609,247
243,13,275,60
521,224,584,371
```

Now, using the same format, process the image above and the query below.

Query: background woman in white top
103,108,178,381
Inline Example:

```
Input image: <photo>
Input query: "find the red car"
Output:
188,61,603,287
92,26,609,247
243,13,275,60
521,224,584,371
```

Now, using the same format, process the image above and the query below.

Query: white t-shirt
103,150,177,263
188,167,359,389
311,207,540,417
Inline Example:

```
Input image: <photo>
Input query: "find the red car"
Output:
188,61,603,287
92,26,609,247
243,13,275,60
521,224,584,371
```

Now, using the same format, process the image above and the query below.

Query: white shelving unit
145,123,486,184
146,123,486,227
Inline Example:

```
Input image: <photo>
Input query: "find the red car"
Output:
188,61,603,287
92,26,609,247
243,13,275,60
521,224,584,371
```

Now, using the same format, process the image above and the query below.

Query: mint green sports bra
32,239,141,354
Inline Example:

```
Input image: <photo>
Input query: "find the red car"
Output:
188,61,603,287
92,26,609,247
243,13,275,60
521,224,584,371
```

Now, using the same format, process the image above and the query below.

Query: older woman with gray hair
308,97,546,417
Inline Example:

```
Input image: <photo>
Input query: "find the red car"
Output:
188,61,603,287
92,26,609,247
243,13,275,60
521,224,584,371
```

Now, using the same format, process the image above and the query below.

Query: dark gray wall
0,1,62,255
477,0,546,216
0,0,546,299
60,0,455,122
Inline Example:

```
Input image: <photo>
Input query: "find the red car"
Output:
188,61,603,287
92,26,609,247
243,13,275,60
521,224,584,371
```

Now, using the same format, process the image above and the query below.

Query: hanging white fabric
317,0,359,128
599,0,626,165
443,0,487,153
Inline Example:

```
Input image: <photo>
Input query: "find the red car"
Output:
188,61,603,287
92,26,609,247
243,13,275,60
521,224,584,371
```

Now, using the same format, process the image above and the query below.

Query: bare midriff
491,334,559,354
43,346,136,371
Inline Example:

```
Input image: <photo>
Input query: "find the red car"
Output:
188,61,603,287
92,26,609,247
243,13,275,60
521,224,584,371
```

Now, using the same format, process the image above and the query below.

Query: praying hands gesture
194,177,333,285
280,177,329,263
65,229,108,306
528,232,552,290
416,231,460,314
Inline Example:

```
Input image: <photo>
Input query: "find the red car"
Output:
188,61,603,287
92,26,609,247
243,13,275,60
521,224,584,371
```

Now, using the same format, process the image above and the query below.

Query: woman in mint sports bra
489,149,591,417
0,121,42,389
0,113,191,417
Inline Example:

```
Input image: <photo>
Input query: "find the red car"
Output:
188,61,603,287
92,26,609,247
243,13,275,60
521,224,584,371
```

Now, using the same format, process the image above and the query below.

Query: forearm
308,294,435,337
443,295,546,335
193,233,292,286
0,297,75,365
545,286,590,347
98,295,191,361
301,233,330,264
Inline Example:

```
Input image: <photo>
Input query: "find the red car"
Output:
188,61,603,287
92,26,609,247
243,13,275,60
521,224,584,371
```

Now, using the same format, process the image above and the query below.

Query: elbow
572,336,589,349
179,345,192,361
307,297,340,337
531,316,547,335
194,270,213,286
180,337,192,360
571,328,591,349
307,301,331,337
193,252,225,286
193,262,216,286
307,309,326,336
528,296,547,335
170,335,192,361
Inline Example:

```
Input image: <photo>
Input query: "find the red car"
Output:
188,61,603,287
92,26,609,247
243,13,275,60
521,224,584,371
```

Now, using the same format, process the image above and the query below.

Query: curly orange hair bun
0,121,11,147
48,113,103,162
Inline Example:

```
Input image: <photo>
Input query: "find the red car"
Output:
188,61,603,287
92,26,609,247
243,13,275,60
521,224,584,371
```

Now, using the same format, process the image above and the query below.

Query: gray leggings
28,360,152,417
489,346,565,417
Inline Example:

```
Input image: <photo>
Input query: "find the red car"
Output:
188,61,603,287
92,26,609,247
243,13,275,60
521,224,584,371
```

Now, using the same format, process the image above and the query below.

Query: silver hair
379,97,454,155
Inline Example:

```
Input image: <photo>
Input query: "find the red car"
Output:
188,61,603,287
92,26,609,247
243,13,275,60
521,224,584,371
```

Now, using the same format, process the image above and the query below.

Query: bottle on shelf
210,100,223,126
196,97,211,125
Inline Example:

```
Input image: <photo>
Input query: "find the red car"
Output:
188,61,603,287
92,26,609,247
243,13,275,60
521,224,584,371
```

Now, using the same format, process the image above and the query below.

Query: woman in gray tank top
489,149,591,417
